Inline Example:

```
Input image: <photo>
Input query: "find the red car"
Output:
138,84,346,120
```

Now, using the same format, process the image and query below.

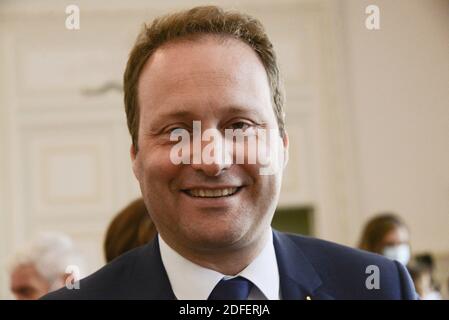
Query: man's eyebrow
224,105,262,117
151,105,262,123
152,109,196,123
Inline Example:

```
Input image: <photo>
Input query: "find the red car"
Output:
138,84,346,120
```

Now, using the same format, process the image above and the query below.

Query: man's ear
130,144,140,180
282,131,289,169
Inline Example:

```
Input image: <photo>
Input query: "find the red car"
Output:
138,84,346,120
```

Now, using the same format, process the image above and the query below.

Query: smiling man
43,6,416,300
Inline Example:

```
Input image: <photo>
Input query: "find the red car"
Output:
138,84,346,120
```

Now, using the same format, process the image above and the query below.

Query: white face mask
421,290,442,300
382,244,410,265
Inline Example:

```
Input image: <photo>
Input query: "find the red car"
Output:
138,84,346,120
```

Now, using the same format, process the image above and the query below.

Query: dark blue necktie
208,276,253,300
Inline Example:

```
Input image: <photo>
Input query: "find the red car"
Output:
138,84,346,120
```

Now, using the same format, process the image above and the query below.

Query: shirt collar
159,228,280,300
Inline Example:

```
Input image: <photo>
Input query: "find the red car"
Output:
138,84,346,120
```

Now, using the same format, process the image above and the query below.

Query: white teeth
187,188,238,198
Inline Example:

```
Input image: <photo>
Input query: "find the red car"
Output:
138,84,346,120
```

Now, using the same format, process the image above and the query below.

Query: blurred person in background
359,213,411,265
408,253,442,300
8,233,85,300
104,198,157,263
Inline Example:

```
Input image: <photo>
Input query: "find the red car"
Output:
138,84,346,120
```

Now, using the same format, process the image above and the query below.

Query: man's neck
160,229,270,276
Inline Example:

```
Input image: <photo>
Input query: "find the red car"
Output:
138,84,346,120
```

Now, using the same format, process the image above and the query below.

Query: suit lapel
273,231,334,300
129,236,176,299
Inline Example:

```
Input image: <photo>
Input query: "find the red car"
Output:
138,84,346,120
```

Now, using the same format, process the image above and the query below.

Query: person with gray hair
9,232,85,300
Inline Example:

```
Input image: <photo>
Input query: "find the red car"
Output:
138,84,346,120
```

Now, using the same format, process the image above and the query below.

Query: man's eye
229,122,251,131
166,126,188,134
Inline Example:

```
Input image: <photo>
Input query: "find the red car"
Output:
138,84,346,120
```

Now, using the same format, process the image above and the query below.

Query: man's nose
190,135,233,176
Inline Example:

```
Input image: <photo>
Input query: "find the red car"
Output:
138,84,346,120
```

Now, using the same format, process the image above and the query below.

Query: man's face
132,36,288,253
10,264,50,300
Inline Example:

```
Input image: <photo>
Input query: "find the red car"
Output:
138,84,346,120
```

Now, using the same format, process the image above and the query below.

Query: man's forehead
140,35,266,84
150,70,245,93
140,47,269,95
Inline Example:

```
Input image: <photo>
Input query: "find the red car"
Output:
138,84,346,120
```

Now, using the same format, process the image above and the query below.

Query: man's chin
182,227,249,251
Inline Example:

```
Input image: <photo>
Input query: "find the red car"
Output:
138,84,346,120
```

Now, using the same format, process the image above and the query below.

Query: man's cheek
142,155,177,184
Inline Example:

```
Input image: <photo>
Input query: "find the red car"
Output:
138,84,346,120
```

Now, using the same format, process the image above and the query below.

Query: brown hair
104,198,157,262
358,213,406,254
123,5,285,151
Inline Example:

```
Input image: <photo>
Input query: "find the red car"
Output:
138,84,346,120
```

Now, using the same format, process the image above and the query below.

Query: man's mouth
182,187,241,198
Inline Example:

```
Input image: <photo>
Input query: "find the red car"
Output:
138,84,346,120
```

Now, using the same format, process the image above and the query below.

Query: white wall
340,0,449,254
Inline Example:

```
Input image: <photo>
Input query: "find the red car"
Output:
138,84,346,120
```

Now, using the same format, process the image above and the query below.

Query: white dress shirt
159,228,280,300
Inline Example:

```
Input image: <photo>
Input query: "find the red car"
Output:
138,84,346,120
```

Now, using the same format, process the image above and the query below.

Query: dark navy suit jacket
42,231,417,300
